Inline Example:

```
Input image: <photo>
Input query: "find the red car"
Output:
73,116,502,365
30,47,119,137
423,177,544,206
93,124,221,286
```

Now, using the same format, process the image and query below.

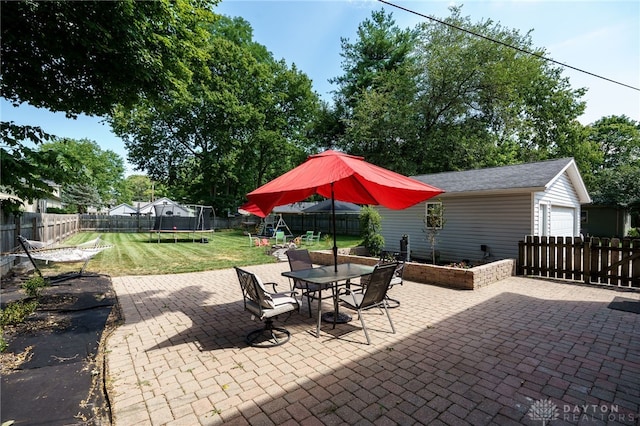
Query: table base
321,311,352,323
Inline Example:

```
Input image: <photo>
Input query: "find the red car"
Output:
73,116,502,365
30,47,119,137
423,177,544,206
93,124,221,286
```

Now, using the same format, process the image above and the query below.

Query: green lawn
47,230,362,277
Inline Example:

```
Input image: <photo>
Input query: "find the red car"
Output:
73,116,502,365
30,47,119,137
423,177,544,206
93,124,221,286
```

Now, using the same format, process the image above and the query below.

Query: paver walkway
106,263,640,425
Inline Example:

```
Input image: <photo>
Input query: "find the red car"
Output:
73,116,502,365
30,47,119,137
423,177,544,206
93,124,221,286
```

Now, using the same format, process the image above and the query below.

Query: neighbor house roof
272,202,316,214
109,203,137,214
303,199,361,214
413,158,591,203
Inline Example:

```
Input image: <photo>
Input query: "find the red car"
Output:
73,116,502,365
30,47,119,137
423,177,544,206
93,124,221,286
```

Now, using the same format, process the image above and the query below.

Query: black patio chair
338,262,397,344
285,249,333,318
234,267,299,348
358,255,405,308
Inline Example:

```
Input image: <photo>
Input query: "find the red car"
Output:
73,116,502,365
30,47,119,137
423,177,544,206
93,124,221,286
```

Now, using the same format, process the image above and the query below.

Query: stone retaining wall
308,249,515,290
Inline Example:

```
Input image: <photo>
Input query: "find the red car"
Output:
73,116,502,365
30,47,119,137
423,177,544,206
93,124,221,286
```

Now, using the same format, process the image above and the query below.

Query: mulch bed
1,272,121,425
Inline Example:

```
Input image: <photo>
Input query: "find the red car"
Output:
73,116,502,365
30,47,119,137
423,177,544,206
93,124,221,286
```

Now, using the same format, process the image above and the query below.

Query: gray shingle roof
412,158,575,193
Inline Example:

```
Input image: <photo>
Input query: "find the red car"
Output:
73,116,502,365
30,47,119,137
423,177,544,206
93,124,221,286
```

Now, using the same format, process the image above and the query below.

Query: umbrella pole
331,183,338,272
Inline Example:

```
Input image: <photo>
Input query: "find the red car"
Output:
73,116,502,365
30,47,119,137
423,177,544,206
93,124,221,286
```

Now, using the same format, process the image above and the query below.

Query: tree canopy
329,8,587,176
3,2,637,221
109,15,319,212
1,0,218,117
39,138,126,212
0,0,218,213
584,115,640,207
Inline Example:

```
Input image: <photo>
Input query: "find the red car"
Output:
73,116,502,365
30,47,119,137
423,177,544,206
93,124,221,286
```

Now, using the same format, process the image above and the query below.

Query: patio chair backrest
391,261,405,286
235,267,272,312
275,231,286,244
360,263,397,308
286,249,312,272
286,249,313,288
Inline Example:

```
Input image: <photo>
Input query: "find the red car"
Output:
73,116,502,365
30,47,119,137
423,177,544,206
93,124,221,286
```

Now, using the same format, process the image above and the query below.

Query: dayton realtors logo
527,399,559,425
528,399,638,424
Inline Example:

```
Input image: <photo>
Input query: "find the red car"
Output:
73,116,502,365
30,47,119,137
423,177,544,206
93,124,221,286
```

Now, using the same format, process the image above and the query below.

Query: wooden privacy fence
80,214,155,232
518,235,640,288
281,213,360,236
79,214,245,232
1,212,79,252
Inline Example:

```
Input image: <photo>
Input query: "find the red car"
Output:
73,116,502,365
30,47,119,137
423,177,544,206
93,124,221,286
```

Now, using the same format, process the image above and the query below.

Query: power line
378,0,640,92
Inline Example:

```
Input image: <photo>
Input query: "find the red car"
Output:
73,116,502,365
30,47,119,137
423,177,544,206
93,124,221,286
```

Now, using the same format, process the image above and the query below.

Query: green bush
360,206,384,257
22,276,48,298
627,228,640,238
0,329,7,352
0,300,38,327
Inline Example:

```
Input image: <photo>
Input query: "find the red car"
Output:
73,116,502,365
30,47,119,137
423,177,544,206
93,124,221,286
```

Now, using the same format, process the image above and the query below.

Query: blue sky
2,0,638,175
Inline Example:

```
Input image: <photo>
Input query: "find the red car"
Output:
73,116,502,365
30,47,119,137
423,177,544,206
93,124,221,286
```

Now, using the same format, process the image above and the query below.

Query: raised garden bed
308,248,515,290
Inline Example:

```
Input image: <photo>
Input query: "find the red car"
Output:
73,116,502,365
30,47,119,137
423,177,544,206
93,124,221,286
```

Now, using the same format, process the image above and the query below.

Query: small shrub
0,300,38,327
360,206,384,257
423,200,445,264
627,228,639,238
0,329,7,352
446,261,472,269
22,276,48,298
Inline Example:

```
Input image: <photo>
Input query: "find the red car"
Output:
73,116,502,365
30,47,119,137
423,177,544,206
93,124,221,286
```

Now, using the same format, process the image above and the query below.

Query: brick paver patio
106,262,640,425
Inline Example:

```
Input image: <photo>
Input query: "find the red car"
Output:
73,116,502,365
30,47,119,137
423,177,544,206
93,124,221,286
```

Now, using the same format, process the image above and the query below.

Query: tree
1,0,218,212
423,200,445,264
585,115,640,206
332,7,587,174
0,123,69,215
122,175,154,203
332,9,416,104
331,9,420,173
588,115,640,170
1,0,217,117
62,183,102,214
39,138,125,211
109,16,319,213
412,7,585,172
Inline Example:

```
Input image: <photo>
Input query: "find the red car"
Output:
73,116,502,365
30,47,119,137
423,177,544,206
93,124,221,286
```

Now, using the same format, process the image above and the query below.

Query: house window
581,210,588,224
425,202,444,229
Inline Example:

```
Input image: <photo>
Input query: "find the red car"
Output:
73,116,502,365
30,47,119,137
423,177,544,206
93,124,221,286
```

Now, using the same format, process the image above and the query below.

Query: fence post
15,216,21,240
583,238,591,284
600,238,610,284
556,237,565,279
517,240,524,275
572,236,582,281
549,236,557,278
611,238,621,286
633,239,640,288
621,238,631,287
532,235,540,275
32,217,38,241
540,236,548,277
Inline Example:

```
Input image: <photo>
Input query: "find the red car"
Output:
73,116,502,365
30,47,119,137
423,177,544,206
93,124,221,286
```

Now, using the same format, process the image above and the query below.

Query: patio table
282,263,375,338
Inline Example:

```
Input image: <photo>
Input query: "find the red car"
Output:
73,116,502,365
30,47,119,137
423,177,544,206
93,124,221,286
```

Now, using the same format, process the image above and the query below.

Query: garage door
550,206,575,236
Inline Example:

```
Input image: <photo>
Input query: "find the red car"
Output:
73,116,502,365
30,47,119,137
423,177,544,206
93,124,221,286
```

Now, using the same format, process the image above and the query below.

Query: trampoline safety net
153,205,214,231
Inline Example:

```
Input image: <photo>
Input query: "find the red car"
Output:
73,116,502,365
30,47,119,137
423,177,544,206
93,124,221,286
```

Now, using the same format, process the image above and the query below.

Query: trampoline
149,204,215,243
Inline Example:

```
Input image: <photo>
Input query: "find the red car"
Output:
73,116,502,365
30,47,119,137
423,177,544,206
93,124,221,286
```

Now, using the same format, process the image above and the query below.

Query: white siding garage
550,206,576,236
378,158,591,262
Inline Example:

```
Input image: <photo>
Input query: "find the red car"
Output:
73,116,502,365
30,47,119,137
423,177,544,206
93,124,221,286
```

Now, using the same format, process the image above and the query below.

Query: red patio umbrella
241,150,444,269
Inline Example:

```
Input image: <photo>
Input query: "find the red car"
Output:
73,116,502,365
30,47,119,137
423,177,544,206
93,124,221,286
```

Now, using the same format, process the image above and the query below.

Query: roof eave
438,187,547,197
547,159,591,204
